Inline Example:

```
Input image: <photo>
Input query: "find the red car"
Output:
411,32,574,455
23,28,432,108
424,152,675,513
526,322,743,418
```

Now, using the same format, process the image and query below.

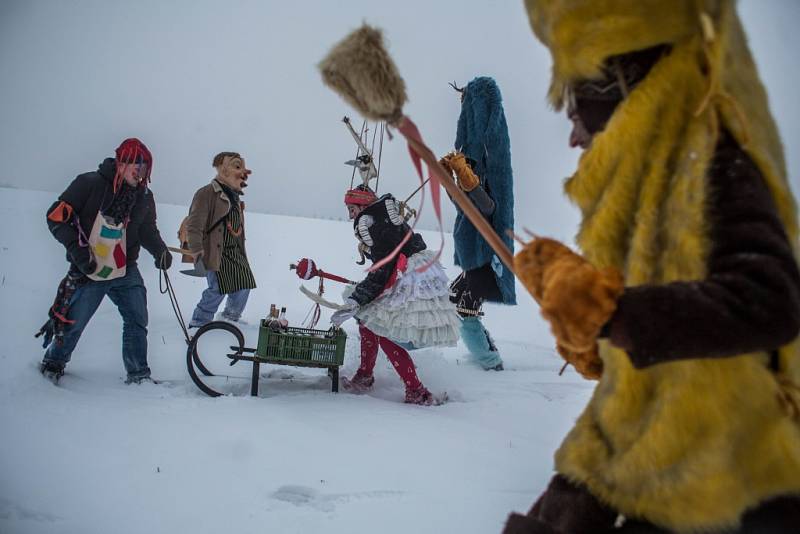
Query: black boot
40,360,65,383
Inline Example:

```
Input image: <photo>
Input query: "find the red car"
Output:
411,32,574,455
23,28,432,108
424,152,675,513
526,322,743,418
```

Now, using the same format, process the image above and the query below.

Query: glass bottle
267,304,280,331
278,307,288,329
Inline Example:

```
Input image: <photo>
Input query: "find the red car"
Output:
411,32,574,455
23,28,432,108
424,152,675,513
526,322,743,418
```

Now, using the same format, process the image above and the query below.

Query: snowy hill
0,187,593,534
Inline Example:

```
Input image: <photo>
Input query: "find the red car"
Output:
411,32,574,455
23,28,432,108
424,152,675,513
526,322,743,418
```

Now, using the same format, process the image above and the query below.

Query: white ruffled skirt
345,250,461,348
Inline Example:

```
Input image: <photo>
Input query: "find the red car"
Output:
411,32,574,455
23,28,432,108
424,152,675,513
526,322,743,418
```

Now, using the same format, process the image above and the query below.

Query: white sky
1,0,798,237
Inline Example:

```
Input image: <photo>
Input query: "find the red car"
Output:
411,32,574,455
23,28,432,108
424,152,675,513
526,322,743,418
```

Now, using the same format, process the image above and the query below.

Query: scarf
102,183,139,225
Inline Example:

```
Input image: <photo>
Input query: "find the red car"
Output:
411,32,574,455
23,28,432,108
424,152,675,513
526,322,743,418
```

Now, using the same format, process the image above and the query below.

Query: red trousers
357,324,421,390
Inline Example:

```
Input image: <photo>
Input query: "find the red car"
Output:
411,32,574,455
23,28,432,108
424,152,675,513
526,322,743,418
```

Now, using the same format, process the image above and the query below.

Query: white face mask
217,156,251,192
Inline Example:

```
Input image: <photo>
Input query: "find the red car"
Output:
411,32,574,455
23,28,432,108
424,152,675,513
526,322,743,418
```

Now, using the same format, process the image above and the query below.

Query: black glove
156,250,172,271
69,246,97,276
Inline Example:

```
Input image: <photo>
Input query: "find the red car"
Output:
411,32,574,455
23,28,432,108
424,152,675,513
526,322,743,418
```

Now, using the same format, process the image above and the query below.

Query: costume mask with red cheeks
217,155,251,193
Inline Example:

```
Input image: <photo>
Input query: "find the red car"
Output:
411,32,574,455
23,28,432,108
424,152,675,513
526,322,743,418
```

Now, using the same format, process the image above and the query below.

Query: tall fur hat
525,0,709,108
524,0,795,239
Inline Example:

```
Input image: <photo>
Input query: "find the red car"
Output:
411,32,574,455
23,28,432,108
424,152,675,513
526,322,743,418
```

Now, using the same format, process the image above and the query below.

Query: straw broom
318,24,514,273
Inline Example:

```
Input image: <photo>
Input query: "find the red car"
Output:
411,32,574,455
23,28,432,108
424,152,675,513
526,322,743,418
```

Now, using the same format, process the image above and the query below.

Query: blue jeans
190,271,250,326
44,266,150,380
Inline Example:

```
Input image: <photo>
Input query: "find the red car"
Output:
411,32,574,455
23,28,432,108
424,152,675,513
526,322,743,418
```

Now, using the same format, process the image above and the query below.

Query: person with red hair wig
37,138,171,384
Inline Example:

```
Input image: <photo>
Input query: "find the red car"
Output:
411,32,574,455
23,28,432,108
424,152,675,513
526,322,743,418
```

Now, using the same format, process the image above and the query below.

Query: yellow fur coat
524,1,800,531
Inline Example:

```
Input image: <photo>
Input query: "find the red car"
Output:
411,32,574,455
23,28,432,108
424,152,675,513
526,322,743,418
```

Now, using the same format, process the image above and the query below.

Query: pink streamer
368,117,445,273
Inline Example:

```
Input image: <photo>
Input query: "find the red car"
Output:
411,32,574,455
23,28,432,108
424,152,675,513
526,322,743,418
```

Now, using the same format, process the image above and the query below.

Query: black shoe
40,360,65,382
487,363,504,371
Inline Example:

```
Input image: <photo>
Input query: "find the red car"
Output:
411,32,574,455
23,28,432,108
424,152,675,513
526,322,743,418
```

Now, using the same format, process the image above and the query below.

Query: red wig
113,138,153,192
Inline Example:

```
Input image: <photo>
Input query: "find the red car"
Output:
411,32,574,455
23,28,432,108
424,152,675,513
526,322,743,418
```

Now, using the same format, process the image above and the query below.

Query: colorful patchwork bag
86,212,127,281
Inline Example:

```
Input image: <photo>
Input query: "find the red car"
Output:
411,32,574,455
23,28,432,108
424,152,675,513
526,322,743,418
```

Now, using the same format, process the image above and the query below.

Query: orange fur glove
514,237,624,355
557,343,603,380
441,151,480,192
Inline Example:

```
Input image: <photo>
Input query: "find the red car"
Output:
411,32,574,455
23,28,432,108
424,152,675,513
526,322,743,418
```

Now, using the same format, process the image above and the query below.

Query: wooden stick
404,177,430,204
401,130,515,273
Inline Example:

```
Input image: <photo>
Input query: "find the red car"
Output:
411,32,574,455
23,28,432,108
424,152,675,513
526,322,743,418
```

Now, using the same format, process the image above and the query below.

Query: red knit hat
344,185,377,206
114,138,153,192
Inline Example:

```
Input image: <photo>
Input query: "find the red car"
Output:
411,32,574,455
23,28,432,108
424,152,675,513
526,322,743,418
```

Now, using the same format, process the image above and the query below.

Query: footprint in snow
0,497,60,523
269,485,404,513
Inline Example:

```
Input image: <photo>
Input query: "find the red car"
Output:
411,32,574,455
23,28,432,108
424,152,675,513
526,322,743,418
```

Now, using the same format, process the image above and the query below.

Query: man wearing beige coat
184,152,256,328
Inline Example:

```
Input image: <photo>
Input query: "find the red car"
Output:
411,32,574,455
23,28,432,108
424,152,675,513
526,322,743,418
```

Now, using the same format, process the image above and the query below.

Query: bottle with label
267,304,280,332
278,307,289,330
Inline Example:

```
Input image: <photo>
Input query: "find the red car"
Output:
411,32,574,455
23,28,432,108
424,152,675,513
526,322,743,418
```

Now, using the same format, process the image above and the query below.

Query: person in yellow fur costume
504,1,800,533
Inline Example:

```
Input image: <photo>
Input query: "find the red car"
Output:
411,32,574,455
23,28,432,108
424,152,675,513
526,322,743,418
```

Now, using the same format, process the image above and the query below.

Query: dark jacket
503,474,800,534
605,132,800,368
349,194,427,306
46,158,168,271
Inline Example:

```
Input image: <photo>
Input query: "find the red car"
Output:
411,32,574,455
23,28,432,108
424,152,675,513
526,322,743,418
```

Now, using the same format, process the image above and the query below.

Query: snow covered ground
0,187,593,534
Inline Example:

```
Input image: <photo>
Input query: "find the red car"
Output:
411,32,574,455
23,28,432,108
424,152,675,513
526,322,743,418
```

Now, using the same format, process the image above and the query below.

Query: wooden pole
400,130,515,274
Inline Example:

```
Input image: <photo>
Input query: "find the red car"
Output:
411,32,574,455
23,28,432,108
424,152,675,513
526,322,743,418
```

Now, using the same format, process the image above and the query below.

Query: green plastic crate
255,321,347,367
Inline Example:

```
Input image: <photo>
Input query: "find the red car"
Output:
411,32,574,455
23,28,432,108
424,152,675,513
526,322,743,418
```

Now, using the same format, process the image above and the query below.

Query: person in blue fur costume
440,76,516,371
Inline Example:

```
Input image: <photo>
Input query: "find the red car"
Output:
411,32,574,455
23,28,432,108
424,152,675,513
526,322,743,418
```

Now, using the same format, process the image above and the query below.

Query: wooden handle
401,133,515,274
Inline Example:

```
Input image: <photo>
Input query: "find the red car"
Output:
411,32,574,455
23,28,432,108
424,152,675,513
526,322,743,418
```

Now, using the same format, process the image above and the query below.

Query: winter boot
40,360,65,383
341,372,375,393
125,375,158,385
404,385,447,406
460,316,504,370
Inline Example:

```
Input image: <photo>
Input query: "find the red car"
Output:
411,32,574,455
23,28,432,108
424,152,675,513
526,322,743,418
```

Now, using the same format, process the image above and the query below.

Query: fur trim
525,1,800,531
525,0,705,109
318,25,407,124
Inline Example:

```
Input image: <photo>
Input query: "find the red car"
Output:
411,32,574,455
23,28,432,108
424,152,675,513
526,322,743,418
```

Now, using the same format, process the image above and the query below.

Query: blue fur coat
453,77,516,305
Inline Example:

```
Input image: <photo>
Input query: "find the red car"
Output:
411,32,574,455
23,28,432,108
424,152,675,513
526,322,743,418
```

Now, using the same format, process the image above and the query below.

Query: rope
368,117,436,274
159,252,191,345
349,120,368,189
692,9,750,148
301,277,324,329
376,122,384,192
370,120,378,159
